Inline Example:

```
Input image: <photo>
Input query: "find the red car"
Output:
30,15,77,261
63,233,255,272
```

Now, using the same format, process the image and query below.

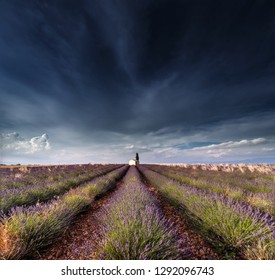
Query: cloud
0,132,50,154
192,138,267,151
178,137,272,162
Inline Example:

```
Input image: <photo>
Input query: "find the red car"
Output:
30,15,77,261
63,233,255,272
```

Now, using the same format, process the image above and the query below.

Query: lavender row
138,166,275,260
97,166,183,260
0,164,108,190
0,164,123,195
0,164,122,214
0,165,128,259
146,164,274,193
0,164,118,195
145,165,274,215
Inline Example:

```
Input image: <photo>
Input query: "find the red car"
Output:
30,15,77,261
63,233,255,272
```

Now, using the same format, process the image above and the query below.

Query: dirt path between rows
32,181,125,260
140,174,221,260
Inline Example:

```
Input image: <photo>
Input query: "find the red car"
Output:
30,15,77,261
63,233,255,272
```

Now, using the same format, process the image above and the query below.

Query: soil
33,181,124,260
144,183,220,260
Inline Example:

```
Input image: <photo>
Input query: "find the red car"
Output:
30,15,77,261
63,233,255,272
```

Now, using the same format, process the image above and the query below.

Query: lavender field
0,164,274,260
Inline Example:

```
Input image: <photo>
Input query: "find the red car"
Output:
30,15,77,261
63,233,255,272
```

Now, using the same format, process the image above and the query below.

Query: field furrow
145,164,275,216
33,167,181,259
0,164,122,214
1,163,274,260
34,166,222,260
0,165,128,259
139,175,220,259
138,166,275,259
34,179,126,260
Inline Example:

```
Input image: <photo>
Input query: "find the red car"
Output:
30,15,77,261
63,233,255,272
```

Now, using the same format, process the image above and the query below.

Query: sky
0,0,275,164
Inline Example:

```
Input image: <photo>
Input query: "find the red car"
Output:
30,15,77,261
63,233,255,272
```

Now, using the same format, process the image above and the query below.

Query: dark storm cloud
132,0,275,132
0,0,275,163
0,0,141,132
